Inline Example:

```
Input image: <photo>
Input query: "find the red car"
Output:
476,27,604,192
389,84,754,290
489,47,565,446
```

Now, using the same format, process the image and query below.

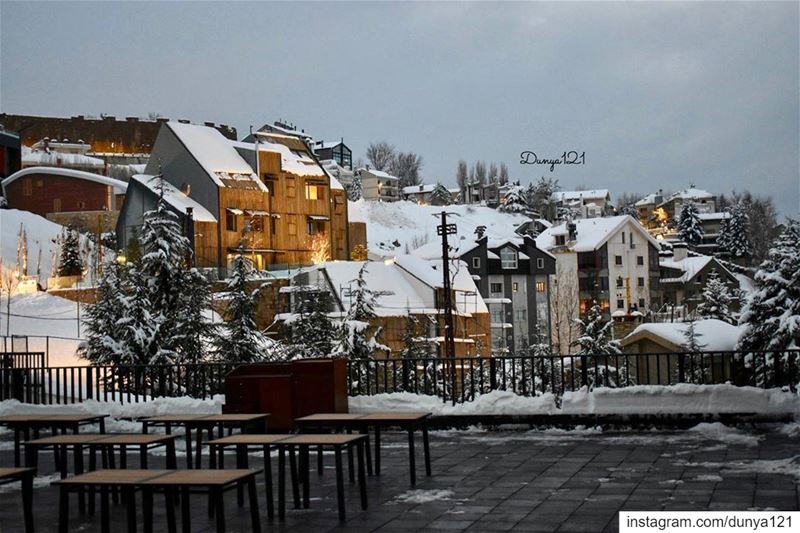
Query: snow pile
687,422,762,446
393,489,455,504
0,395,223,419
348,200,528,255
560,384,800,415
349,390,558,415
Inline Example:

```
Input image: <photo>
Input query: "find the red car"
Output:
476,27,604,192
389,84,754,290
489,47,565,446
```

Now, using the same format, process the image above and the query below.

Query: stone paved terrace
0,423,798,532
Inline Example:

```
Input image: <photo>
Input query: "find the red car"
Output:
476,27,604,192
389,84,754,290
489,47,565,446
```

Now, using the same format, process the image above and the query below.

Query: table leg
357,442,367,510
214,487,225,533
143,487,153,533
194,426,203,469
23,443,36,468
185,427,193,469
89,446,97,515
408,428,416,486
58,485,69,533
263,445,274,520
167,440,177,469
301,445,310,509
374,426,381,475
317,444,323,475
248,476,261,533
100,486,110,533
335,447,346,522
22,472,34,533
59,444,68,479
236,444,246,507
107,446,119,505
124,486,136,533
363,428,373,476
14,427,21,467
289,446,300,509
165,488,177,533
140,444,148,469
209,444,217,469
422,422,431,476
120,445,128,469
99,417,106,433
51,426,60,471
181,487,191,533
75,444,86,515
142,421,149,434
278,446,286,520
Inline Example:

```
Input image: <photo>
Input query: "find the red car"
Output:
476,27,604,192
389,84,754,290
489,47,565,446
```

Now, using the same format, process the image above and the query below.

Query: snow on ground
1,292,86,366
0,208,66,285
0,395,223,419
687,422,763,446
393,489,455,504
686,457,800,480
348,200,528,255
349,390,559,416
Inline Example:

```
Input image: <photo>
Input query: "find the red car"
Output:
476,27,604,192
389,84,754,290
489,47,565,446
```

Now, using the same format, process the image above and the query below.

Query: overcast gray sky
1,1,798,215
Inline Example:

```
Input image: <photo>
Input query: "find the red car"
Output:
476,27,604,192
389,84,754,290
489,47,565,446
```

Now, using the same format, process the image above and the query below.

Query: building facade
358,168,400,202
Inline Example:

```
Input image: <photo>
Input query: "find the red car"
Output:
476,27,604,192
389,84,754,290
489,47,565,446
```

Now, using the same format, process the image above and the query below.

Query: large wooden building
116,121,351,275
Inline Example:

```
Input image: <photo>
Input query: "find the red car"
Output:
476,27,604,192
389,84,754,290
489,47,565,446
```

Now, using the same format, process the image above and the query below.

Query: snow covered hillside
348,200,529,255
0,208,65,284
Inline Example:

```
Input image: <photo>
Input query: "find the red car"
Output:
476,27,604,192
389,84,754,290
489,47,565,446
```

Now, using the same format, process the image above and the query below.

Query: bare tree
488,163,498,183
0,259,21,336
498,163,509,185
365,142,396,171
549,262,579,355
456,160,468,190
391,152,424,187
474,161,487,185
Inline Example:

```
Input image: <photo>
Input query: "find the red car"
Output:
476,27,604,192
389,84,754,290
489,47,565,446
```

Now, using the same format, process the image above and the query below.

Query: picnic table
0,413,108,466
0,467,35,533
295,411,432,484
53,468,261,533
141,413,269,469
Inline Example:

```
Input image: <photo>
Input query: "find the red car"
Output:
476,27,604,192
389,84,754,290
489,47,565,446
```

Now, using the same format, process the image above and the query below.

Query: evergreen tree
498,185,529,213
345,175,362,201
214,255,272,363
717,201,751,259
339,263,389,364
683,316,710,383
571,303,621,355
683,317,707,353
58,226,84,277
738,219,800,357
695,270,734,324
288,288,337,358
78,259,129,365
677,202,704,246
429,183,452,206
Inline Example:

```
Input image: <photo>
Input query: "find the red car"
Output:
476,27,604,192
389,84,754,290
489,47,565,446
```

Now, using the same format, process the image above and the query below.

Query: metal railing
1,350,798,406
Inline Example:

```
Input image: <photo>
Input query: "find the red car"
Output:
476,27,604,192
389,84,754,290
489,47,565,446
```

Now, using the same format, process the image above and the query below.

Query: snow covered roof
659,255,714,283
21,146,105,169
361,168,399,181
2,166,128,195
167,122,264,191
396,256,488,314
402,184,437,195
535,215,659,253
622,319,744,352
552,189,610,202
131,174,217,222
698,212,730,221
634,193,658,207
660,187,714,206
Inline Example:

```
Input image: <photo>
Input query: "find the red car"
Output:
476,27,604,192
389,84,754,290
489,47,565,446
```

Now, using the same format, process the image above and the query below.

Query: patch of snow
687,422,762,446
0,395,223,419
349,390,559,416
693,474,723,482
393,489,455,504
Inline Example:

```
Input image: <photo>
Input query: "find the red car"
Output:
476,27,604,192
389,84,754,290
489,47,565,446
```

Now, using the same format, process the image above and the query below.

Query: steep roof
535,215,659,253
2,166,127,195
130,174,217,222
361,168,398,180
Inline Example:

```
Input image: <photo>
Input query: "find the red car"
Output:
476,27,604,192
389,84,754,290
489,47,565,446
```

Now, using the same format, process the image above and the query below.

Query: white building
357,168,400,202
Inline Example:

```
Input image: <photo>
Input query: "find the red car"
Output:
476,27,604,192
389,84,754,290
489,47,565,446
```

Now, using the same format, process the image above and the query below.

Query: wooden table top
294,413,365,423
142,469,261,486
209,434,291,446
199,414,269,423
358,412,431,422
279,434,367,446
93,434,178,445
54,469,166,486
0,467,36,480
141,414,214,423
0,414,107,424
26,434,107,445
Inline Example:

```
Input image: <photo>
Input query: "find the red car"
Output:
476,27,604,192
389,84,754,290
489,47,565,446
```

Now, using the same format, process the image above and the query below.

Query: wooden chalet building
116,121,351,275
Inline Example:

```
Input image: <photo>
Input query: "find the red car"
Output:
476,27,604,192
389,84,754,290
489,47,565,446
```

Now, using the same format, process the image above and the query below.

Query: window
617,299,625,309
599,276,609,290
270,217,277,235
515,309,527,321
536,258,544,269
286,178,296,198
622,232,625,244
226,210,237,232
637,277,645,287
616,277,624,288
22,179,32,196
53,198,61,212
615,255,623,266
305,183,325,201
639,298,646,308
306,221,314,235
472,257,481,269
637,255,644,266
288,221,297,236
77,201,86,209
512,282,519,293
555,235,566,246
490,282,503,294
536,281,545,292
500,248,518,269
490,307,504,323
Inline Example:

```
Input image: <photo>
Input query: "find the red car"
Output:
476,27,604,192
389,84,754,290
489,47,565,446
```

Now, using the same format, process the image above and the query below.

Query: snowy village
0,2,798,533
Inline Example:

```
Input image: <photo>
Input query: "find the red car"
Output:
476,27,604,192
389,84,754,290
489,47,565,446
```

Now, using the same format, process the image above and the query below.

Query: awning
226,208,244,215
307,215,330,221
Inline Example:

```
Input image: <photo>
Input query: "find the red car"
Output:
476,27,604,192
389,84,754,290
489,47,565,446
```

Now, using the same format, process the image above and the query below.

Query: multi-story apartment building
116,121,351,275
536,215,661,353
358,168,400,202
413,233,556,354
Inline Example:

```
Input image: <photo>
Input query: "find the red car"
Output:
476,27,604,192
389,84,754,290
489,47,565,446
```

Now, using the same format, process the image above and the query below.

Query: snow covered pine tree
695,270,735,324
738,218,800,385
429,183,453,206
717,201,752,260
58,226,84,277
677,202,704,247
499,185,529,213
571,302,624,387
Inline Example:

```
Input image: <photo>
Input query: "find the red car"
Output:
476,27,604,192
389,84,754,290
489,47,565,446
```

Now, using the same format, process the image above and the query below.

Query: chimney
204,122,215,127
474,225,487,239
672,242,688,262
567,222,577,242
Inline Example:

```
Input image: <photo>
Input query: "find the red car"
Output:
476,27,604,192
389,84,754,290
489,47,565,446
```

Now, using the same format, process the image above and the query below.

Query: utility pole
436,212,457,360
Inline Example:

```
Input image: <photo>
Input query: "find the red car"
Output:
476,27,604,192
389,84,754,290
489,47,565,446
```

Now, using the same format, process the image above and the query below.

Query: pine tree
339,263,389,366
429,183,452,206
678,202,704,246
498,186,529,213
78,259,129,365
717,201,751,259
288,288,337,358
214,255,273,363
58,226,84,277
695,270,734,324
571,302,623,387
738,219,800,361
683,317,707,353
346,175,362,201
683,316,710,383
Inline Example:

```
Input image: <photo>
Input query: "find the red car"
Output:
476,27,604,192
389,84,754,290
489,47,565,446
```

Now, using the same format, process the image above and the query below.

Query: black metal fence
1,350,798,405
